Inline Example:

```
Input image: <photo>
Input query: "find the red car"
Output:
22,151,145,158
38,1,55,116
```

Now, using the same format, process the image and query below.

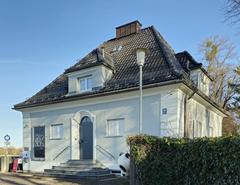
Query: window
193,120,202,138
209,126,213,137
106,119,124,137
32,126,45,159
191,74,198,87
50,124,63,139
206,110,213,137
200,73,206,85
79,76,92,92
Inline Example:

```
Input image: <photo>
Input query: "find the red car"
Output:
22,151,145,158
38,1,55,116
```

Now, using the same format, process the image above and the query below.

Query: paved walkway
0,173,129,185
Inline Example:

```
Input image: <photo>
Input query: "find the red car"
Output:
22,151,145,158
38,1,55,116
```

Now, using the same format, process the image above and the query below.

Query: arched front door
79,116,93,159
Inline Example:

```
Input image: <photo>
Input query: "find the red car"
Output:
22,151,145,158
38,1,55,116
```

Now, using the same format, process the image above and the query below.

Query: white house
14,21,226,173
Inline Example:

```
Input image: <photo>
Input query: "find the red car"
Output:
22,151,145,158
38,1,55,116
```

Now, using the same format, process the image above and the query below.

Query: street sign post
4,134,10,154
3,134,11,171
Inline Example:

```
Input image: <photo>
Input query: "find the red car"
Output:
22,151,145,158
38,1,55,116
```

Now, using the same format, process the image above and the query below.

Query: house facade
14,21,226,172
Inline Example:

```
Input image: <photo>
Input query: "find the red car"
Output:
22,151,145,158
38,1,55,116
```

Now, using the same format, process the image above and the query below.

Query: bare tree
199,36,239,109
229,66,240,120
225,0,240,24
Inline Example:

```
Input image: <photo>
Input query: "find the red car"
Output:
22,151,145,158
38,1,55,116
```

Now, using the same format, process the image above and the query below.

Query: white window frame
50,124,64,140
209,126,214,137
78,76,92,92
206,110,213,137
193,120,202,138
31,126,45,160
106,119,124,137
191,74,199,87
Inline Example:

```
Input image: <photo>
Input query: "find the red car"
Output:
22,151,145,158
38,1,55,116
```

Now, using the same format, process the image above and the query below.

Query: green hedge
128,135,240,185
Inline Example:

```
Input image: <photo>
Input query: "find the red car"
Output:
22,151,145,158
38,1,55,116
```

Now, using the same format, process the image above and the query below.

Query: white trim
78,76,93,93
49,123,64,140
106,118,124,137
31,126,45,161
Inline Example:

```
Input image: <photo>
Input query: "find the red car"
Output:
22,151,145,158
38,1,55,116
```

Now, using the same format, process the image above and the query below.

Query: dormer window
66,65,113,96
191,74,198,86
190,70,211,96
79,76,92,92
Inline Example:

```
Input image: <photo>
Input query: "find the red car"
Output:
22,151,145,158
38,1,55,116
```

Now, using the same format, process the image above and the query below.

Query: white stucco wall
20,84,224,172
21,85,182,172
186,97,223,138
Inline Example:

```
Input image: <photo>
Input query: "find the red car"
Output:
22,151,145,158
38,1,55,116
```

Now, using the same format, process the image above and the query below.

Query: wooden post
130,153,140,185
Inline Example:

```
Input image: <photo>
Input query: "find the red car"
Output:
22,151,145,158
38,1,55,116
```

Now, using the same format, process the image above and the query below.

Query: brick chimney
116,20,142,39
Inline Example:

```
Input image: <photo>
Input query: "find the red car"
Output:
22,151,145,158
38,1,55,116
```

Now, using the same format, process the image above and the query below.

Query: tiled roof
13,26,215,110
176,51,213,81
65,48,115,73
175,51,202,71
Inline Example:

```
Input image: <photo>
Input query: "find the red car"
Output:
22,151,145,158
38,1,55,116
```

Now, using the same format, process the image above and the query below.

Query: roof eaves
13,79,184,110
182,79,228,116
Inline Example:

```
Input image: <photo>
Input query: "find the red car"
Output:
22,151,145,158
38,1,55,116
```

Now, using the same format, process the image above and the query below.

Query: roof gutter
14,78,227,116
182,81,228,116
13,79,184,110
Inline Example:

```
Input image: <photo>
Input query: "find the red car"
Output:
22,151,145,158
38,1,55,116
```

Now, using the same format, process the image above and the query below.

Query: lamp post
136,48,148,134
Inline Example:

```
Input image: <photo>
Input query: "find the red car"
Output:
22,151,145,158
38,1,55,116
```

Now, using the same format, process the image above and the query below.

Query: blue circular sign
4,135,10,142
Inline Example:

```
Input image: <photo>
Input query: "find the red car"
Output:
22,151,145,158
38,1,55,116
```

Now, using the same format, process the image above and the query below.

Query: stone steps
52,165,103,171
44,160,112,178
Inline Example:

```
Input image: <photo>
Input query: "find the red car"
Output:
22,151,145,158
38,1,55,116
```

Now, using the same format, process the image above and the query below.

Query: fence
0,155,19,172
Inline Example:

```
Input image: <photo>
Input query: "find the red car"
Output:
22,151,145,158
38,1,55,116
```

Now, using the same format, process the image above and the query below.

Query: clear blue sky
0,0,239,147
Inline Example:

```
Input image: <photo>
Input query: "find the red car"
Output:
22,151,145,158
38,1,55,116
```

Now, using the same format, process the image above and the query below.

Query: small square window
50,124,63,139
162,108,167,115
106,119,124,137
79,76,92,92
193,120,202,138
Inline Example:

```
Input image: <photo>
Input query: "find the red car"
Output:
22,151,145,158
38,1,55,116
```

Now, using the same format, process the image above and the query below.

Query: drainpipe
184,95,187,137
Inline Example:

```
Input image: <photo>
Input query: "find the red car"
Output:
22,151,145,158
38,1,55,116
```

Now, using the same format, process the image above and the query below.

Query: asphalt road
0,173,129,185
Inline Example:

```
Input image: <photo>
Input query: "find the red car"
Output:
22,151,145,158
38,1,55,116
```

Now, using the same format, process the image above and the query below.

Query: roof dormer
65,48,114,96
190,69,211,96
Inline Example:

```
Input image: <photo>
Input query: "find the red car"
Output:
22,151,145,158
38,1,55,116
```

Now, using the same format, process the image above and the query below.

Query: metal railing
53,145,70,161
96,145,115,161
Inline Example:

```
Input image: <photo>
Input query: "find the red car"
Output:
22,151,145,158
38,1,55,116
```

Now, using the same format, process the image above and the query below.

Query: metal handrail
53,145,70,161
96,145,115,161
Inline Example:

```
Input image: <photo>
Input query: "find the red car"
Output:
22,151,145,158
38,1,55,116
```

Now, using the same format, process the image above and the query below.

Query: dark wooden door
79,116,93,159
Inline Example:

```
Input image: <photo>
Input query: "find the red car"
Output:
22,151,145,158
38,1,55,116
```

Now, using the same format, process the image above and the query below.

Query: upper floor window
191,74,198,86
193,120,202,138
79,76,92,92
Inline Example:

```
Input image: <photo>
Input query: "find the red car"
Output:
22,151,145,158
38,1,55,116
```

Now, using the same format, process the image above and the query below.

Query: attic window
79,76,92,92
200,73,206,85
191,74,198,86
